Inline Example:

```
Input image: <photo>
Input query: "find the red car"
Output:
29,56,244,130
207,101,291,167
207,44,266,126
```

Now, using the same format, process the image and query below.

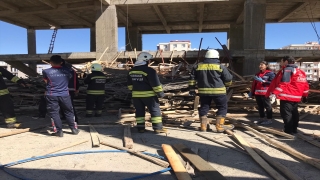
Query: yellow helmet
91,63,102,71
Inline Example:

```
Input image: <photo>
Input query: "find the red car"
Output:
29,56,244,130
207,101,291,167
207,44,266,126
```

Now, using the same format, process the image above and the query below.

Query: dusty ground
0,110,320,180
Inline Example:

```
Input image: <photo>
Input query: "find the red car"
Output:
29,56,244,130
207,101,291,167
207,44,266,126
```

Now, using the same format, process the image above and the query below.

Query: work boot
7,123,21,128
155,128,168,134
71,128,80,135
215,116,234,133
53,130,63,137
200,116,208,132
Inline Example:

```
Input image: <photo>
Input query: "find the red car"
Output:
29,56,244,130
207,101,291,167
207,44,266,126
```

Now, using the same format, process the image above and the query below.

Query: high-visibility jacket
189,58,233,96
127,65,164,98
267,64,309,102
0,67,24,96
251,70,275,96
84,71,107,95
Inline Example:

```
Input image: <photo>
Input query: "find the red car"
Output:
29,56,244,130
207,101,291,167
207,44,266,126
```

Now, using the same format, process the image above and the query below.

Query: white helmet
137,52,153,61
205,49,219,59
91,63,102,71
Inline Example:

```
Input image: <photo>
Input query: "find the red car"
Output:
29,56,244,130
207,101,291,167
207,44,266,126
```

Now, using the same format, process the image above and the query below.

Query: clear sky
0,20,319,54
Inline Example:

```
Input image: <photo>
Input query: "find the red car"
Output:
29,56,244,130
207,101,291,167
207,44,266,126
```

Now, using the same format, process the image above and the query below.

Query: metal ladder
47,29,58,54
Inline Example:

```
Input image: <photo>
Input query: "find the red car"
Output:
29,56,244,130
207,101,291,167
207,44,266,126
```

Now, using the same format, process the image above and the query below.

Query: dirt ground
0,110,320,180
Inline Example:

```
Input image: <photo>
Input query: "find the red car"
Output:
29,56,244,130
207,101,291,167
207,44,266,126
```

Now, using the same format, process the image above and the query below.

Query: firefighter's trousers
0,94,16,124
199,95,228,117
86,94,105,116
133,96,163,130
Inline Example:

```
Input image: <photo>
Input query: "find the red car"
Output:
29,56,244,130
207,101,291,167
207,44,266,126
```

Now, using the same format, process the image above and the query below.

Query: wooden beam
123,124,133,149
0,2,95,16
89,125,100,147
278,2,308,22
64,12,93,27
117,7,132,27
5,61,38,77
99,0,111,5
152,5,170,34
0,1,19,12
0,17,29,28
236,9,244,24
111,0,241,5
173,144,226,180
198,3,205,32
38,0,57,9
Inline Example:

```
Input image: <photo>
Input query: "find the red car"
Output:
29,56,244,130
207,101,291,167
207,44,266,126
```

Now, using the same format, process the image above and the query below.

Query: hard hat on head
205,49,219,59
91,63,102,71
137,52,153,61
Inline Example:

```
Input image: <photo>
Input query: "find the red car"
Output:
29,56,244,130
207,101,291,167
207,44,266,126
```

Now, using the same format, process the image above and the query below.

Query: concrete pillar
96,5,118,61
228,24,244,75
90,27,96,52
125,27,142,51
27,29,37,71
243,0,266,75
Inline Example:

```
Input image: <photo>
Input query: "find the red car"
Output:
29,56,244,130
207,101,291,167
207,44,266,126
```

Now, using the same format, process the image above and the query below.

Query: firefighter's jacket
267,64,309,102
127,65,164,98
189,58,233,96
84,71,107,95
0,67,24,96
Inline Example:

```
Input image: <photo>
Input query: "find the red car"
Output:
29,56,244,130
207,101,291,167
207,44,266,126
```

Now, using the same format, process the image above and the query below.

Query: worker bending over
0,67,26,128
43,55,79,137
189,49,234,132
84,63,107,117
127,52,167,133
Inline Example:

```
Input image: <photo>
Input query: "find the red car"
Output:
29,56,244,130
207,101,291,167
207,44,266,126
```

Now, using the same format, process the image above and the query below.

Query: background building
157,40,191,51
281,41,320,50
0,61,27,78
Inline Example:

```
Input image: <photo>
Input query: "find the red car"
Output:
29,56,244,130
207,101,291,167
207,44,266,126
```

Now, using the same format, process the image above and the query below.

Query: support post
125,27,142,51
96,5,118,61
27,29,37,72
90,27,96,52
243,0,266,75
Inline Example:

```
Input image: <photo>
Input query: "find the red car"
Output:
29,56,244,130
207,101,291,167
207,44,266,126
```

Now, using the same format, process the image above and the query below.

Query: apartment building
157,40,191,51
281,41,320,50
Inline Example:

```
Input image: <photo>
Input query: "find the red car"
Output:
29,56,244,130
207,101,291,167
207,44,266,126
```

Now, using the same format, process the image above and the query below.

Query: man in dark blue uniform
43,55,79,137
127,52,167,134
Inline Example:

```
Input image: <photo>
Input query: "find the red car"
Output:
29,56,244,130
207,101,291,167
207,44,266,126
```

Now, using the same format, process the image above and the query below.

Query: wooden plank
225,130,286,180
241,125,320,170
296,133,320,149
123,124,134,149
37,140,88,156
0,125,47,138
89,125,100,147
226,89,234,102
162,144,192,180
173,144,226,180
100,141,169,168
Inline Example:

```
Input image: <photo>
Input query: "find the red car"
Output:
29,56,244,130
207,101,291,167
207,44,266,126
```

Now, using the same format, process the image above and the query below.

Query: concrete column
227,24,244,75
27,29,37,71
90,27,96,52
125,27,142,51
243,0,266,75
96,5,118,61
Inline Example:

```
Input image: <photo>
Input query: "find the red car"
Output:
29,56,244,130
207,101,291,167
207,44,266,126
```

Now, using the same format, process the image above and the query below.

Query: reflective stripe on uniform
86,110,93,114
87,90,105,95
0,89,9,96
224,81,232,86
198,87,226,94
151,116,162,123
132,91,156,97
91,76,107,80
96,110,102,114
5,117,16,124
128,85,133,90
129,71,147,76
152,85,163,93
278,93,302,99
275,87,283,92
136,117,145,123
11,76,20,83
255,90,267,93
196,64,222,72
303,90,309,93
189,80,196,85
69,88,75,91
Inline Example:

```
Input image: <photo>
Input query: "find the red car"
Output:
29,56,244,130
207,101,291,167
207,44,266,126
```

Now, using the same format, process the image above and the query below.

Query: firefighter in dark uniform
127,52,167,133
0,67,26,128
189,49,234,132
84,63,107,117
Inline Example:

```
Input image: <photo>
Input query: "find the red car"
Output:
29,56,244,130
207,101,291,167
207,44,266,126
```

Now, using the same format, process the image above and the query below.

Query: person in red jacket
266,56,309,134
250,61,276,125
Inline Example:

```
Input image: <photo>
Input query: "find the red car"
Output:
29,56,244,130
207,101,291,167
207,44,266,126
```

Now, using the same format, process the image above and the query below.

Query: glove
269,94,276,104
156,92,165,98
302,97,308,103
189,90,196,96
254,76,265,83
